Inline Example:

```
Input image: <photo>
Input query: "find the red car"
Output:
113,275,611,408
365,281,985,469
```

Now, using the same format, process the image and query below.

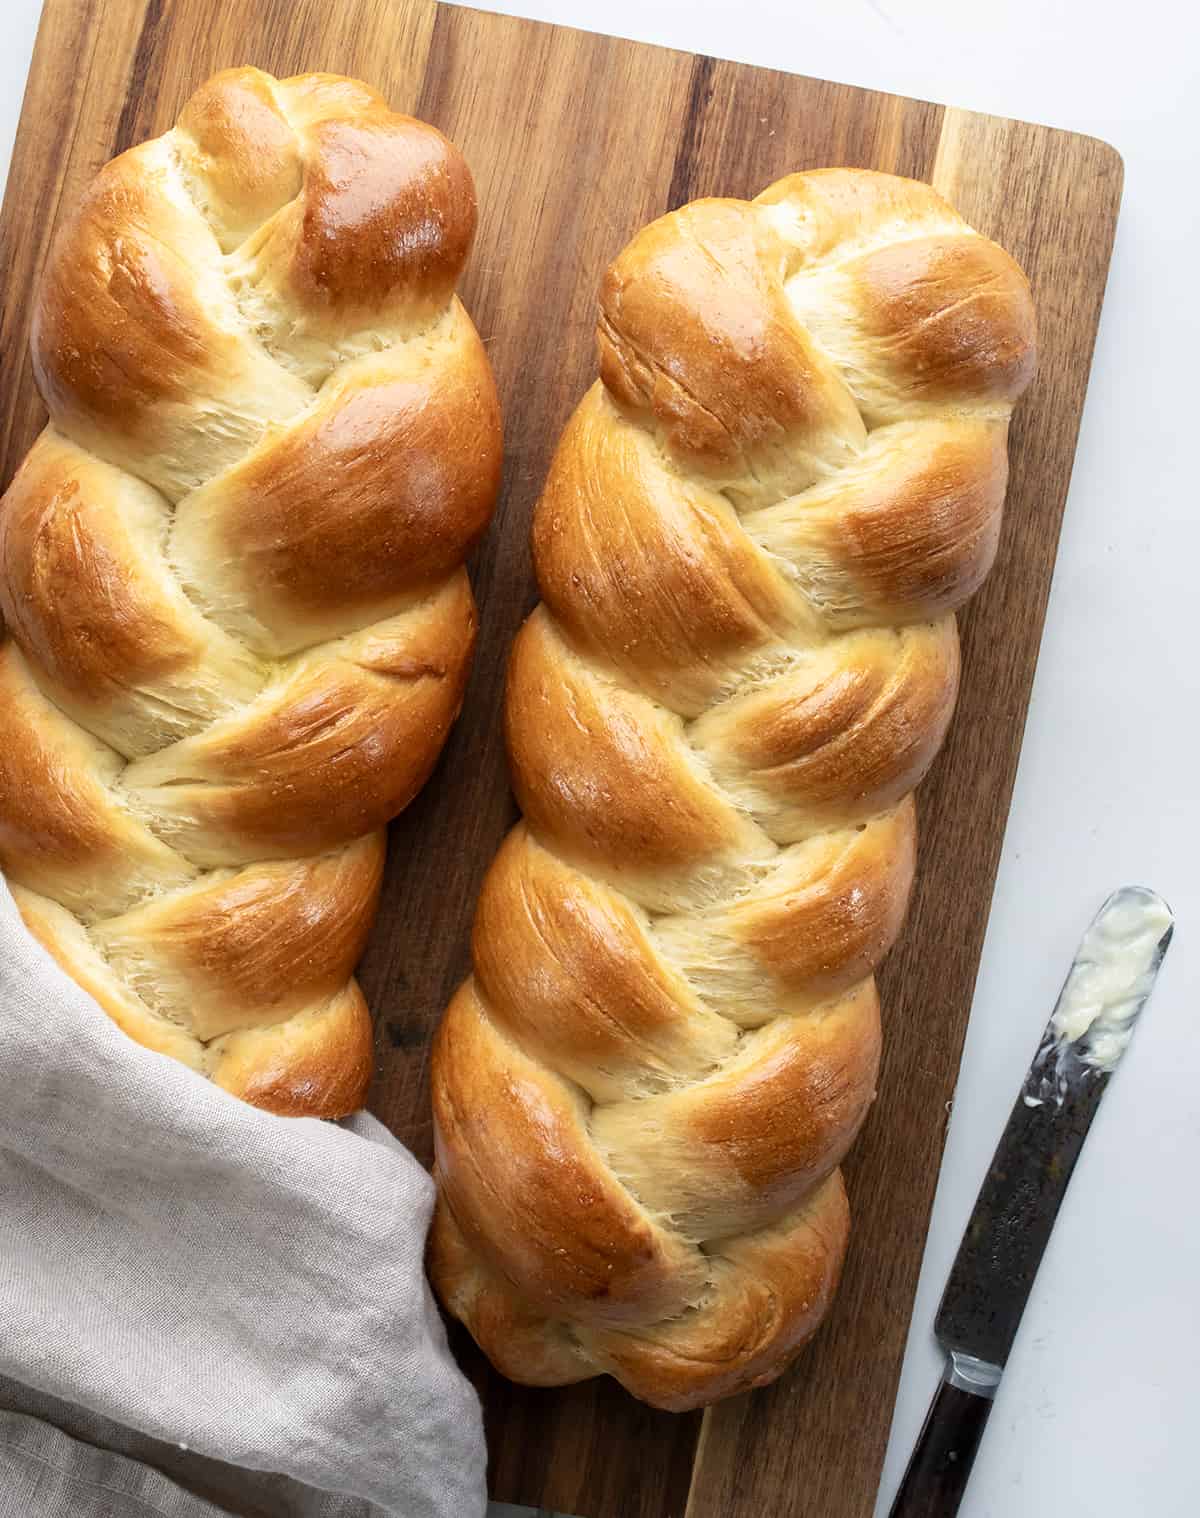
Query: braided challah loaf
0,69,501,1116
429,170,1036,1409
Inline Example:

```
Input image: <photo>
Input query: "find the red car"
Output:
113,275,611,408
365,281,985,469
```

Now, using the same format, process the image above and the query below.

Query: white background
1,2,1196,1515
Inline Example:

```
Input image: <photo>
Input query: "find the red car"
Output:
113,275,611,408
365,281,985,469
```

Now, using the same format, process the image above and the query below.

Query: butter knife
888,885,1174,1517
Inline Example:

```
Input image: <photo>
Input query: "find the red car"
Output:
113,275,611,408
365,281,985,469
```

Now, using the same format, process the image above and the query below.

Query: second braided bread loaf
430,169,1036,1409
0,69,501,1116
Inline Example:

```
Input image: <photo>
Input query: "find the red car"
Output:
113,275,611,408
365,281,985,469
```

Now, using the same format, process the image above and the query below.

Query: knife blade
888,885,1174,1518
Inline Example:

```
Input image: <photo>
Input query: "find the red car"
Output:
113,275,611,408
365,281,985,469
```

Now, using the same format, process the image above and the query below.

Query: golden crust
654,804,918,1013
210,982,374,1118
272,113,475,324
433,980,708,1324
0,68,499,1118
691,622,961,836
427,1198,592,1388
598,199,865,488
533,386,812,711
506,608,769,898
0,643,195,916
745,420,1010,627
175,69,303,251
585,1173,851,1410
122,575,477,864
431,1169,852,1412
848,235,1037,406
592,979,879,1238
430,170,1035,1406
13,884,207,1070
91,835,385,1038
172,304,500,654
0,430,266,755
473,825,736,1099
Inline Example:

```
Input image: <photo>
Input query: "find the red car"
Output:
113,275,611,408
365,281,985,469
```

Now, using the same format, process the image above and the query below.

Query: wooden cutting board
0,2,1122,1514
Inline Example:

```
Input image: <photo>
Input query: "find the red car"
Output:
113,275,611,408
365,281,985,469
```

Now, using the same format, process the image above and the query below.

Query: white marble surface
1,2,1196,1514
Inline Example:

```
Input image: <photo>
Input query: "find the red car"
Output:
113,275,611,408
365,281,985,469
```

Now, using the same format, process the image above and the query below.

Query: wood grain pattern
0,4,1122,1515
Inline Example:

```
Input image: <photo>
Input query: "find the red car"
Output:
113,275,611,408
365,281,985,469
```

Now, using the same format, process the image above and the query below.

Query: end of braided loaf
0,68,501,1115
430,169,1035,1409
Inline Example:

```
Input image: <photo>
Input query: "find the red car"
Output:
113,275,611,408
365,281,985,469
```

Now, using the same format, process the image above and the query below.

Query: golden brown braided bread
429,170,1036,1409
0,68,501,1116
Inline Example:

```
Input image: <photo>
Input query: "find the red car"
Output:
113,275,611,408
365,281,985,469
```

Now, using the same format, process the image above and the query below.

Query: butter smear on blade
1050,889,1173,1072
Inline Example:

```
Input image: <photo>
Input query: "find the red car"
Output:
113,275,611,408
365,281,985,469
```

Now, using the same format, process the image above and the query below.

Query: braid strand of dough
429,170,1036,1410
0,69,501,1116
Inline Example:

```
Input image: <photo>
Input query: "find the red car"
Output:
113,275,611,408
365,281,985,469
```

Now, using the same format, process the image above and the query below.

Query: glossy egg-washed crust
429,170,1036,1409
0,68,501,1115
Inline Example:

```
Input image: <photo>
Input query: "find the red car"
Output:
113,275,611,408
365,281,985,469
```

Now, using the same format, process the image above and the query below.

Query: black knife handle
887,1370,995,1518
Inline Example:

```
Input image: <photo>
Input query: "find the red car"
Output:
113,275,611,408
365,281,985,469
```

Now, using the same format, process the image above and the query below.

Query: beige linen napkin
0,877,486,1518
